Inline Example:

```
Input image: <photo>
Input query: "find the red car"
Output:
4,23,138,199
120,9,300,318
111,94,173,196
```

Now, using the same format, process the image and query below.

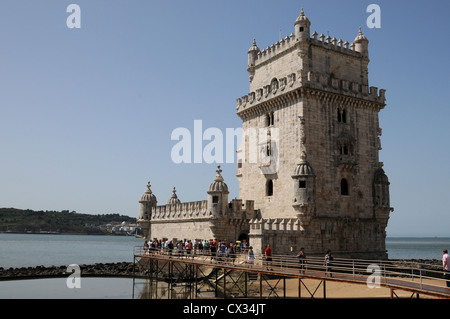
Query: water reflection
133,278,216,299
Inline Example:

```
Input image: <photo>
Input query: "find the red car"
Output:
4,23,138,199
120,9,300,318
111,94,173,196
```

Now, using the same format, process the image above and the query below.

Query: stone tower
236,9,392,258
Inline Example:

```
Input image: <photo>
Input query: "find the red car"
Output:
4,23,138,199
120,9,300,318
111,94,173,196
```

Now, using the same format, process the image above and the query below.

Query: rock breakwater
0,262,139,280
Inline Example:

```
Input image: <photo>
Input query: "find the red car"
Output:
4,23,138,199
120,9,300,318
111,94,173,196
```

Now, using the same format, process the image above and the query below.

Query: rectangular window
212,196,219,203
299,181,306,188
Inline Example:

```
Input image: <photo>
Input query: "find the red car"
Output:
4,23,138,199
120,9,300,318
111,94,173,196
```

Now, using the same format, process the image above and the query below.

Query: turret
166,187,181,205
373,167,390,209
207,165,229,217
292,152,316,227
138,181,157,239
373,165,392,229
247,39,260,82
352,27,369,58
248,39,260,68
294,8,311,42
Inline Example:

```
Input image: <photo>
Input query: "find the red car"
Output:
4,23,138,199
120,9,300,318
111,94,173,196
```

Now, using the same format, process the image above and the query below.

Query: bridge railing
134,246,449,294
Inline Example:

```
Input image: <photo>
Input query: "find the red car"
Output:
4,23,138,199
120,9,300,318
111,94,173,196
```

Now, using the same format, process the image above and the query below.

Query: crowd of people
143,238,254,266
141,238,318,272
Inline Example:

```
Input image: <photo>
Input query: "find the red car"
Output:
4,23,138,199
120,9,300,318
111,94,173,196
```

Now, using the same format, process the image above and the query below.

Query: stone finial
319,33,325,42
300,151,307,161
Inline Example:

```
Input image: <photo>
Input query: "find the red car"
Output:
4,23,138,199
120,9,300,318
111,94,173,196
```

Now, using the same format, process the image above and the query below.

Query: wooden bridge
132,247,450,299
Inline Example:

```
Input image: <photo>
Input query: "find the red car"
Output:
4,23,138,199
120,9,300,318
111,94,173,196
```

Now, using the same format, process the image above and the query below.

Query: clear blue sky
0,1,449,237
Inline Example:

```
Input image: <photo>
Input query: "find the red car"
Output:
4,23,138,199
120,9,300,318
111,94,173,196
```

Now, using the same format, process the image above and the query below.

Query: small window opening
299,180,306,188
340,179,349,196
266,180,273,196
299,27,304,32
212,196,219,203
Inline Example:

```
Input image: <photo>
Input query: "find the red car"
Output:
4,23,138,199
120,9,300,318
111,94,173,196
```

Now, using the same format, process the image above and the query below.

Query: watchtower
237,9,392,258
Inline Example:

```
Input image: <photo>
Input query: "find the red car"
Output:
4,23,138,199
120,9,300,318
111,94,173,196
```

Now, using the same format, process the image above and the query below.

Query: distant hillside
0,208,137,235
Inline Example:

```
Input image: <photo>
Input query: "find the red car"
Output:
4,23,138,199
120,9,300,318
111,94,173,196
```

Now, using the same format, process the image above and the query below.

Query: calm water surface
0,233,143,268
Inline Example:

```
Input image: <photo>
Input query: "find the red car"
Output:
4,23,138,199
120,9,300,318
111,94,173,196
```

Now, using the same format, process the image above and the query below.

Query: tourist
210,241,217,263
242,240,248,252
198,240,203,254
204,239,210,255
193,239,198,254
229,243,237,265
324,250,333,277
296,247,306,273
217,242,226,263
443,249,450,287
167,240,174,258
177,240,184,257
247,246,255,268
143,240,149,255
265,244,273,270
185,240,193,258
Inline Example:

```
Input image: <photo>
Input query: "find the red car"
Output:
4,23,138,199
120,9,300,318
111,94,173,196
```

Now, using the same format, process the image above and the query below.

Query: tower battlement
250,30,363,70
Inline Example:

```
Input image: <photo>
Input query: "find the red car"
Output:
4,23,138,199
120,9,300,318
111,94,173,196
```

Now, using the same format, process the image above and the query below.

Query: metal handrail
134,246,449,295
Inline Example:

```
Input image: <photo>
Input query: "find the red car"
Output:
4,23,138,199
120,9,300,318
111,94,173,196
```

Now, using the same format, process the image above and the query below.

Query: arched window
266,179,273,196
265,112,275,126
340,178,349,196
337,108,347,123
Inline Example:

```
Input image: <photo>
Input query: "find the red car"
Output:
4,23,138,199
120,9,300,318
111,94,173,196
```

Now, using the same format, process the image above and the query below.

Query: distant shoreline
0,231,135,236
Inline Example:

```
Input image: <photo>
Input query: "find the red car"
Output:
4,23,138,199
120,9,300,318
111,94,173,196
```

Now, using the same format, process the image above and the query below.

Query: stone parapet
151,200,208,220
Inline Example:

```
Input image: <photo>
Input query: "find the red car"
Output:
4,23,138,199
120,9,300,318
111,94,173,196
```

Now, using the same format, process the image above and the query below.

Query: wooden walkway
133,248,450,299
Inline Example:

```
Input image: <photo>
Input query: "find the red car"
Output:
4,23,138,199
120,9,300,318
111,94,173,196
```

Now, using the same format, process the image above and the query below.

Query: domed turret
207,166,229,217
208,165,229,194
138,181,157,240
140,181,157,204
352,27,369,58
248,39,260,68
292,152,316,215
293,152,315,177
247,39,260,82
166,187,181,205
139,182,157,215
294,8,311,41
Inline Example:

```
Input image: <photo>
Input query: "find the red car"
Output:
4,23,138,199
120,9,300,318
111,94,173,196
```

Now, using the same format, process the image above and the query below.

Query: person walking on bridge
443,249,450,287
324,250,333,277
